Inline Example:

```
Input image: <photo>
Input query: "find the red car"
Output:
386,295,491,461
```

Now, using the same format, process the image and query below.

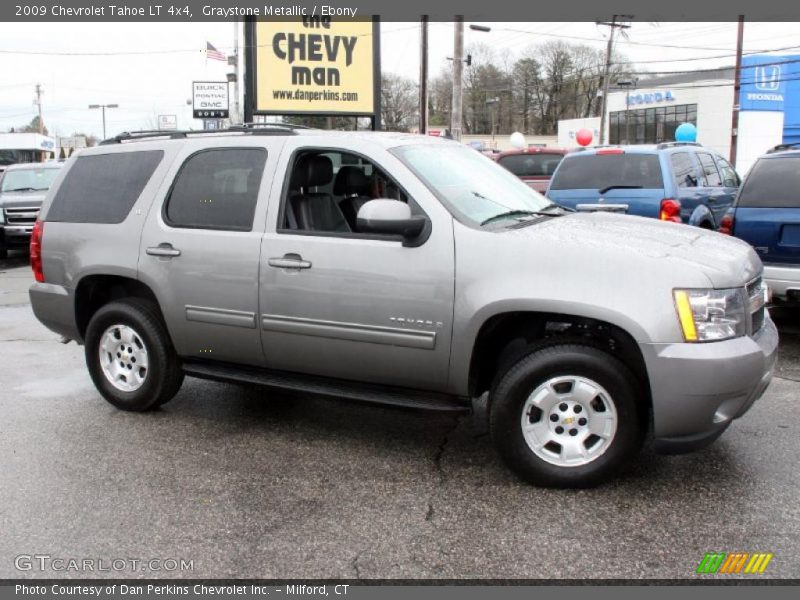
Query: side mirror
356,199,427,239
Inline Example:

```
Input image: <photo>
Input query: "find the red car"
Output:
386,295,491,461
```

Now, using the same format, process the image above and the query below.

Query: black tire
489,343,644,488
84,298,184,411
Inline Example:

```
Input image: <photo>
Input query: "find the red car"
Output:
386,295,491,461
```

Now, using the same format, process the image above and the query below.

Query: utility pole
419,15,429,135
34,84,45,160
35,84,44,134
730,15,745,167
597,15,632,144
451,15,464,141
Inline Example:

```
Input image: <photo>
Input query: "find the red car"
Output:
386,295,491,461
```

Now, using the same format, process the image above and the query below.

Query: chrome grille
4,206,40,226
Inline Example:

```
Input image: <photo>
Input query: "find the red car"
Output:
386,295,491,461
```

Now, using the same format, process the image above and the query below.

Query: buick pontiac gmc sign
192,81,229,119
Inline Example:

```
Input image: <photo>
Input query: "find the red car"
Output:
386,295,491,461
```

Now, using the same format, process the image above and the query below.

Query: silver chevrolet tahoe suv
29,125,778,487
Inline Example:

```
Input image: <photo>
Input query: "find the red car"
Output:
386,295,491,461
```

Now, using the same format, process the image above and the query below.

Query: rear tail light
719,212,735,235
30,219,44,283
659,198,682,223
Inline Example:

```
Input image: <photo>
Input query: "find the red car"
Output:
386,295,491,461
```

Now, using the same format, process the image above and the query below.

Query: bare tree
381,73,418,132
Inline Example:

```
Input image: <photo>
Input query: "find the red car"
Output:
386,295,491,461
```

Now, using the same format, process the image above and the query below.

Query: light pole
88,103,119,140
614,79,637,144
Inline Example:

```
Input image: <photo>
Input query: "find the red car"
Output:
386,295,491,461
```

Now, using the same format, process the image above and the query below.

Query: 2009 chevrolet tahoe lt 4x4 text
28,125,778,487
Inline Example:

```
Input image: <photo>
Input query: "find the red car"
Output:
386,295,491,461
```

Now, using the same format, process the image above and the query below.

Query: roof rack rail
99,124,306,145
570,144,618,152
767,142,800,153
232,122,312,130
656,141,702,149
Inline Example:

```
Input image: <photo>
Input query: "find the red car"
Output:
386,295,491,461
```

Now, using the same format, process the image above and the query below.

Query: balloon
509,132,526,149
675,123,697,142
576,128,593,147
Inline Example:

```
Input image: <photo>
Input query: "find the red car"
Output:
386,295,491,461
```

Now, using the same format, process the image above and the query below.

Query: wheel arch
688,203,716,229
74,274,162,342
463,308,652,428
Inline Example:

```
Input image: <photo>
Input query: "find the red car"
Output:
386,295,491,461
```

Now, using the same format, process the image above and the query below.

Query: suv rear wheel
490,343,643,487
85,299,184,411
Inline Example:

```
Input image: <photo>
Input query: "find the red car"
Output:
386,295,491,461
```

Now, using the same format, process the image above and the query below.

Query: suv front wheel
85,299,184,411
490,343,643,487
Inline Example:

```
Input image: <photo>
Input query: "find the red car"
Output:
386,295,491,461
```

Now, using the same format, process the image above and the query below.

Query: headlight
673,288,746,342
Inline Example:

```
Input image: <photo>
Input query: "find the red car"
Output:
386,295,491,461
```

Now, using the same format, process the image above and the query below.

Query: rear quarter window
738,157,800,208
549,153,663,190
46,150,164,224
671,152,700,188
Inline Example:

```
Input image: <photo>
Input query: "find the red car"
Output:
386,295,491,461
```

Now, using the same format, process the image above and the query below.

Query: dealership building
558,54,800,174
0,132,57,167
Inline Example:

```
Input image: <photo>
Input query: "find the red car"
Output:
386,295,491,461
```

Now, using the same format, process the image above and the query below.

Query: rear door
695,151,736,225
139,139,282,367
670,151,713,225
546,150,666,217
734,155,800,265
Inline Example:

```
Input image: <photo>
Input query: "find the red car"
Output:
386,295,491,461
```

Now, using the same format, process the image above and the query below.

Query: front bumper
1,224,33,246
763,263,800,302
641,315,779,454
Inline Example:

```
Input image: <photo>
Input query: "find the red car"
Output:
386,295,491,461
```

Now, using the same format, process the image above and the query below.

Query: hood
0,190,47,210
502,211,761,288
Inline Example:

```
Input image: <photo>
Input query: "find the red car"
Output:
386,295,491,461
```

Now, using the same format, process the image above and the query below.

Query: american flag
206,42,226,62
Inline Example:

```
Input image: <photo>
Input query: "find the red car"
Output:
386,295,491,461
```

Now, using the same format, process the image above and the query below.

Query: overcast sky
1,21,799,139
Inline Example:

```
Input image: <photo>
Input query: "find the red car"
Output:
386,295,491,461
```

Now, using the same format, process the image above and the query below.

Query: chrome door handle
146,243,181,257
268,254,311,269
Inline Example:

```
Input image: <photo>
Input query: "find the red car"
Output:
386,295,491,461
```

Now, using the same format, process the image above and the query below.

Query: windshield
549,153,664,190
498,153,564,177
393,143,552,226
0,167,61,193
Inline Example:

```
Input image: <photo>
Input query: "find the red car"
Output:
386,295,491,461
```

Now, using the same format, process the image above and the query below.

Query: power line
0,25,417,57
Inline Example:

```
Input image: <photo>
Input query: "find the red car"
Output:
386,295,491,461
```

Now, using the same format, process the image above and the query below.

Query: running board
182,360,471,413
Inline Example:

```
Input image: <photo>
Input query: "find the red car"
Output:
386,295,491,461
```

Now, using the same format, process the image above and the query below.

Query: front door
258,142,456,392
139,141,279,367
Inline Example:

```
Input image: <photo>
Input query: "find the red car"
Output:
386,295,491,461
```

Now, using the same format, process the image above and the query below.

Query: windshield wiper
4,187,36,192
480,210,538,226
597,185,643,194
534,202,574,214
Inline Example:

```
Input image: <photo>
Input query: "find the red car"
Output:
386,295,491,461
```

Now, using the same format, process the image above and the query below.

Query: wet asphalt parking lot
1,250,799,580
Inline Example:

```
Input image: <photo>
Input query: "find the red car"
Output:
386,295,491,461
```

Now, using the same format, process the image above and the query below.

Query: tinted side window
717,157,740,188
671,152,698,188
550,154,664,190
697,152,722,187
498,154,564,177
738,157,800,208
47,151,163,224
165,148,266,231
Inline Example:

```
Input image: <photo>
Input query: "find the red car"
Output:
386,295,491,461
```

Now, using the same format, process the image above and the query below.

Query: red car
495,147,568,193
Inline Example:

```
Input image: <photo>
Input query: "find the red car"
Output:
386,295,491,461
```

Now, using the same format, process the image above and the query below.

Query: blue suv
546,142,740,229
720,147,800,304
